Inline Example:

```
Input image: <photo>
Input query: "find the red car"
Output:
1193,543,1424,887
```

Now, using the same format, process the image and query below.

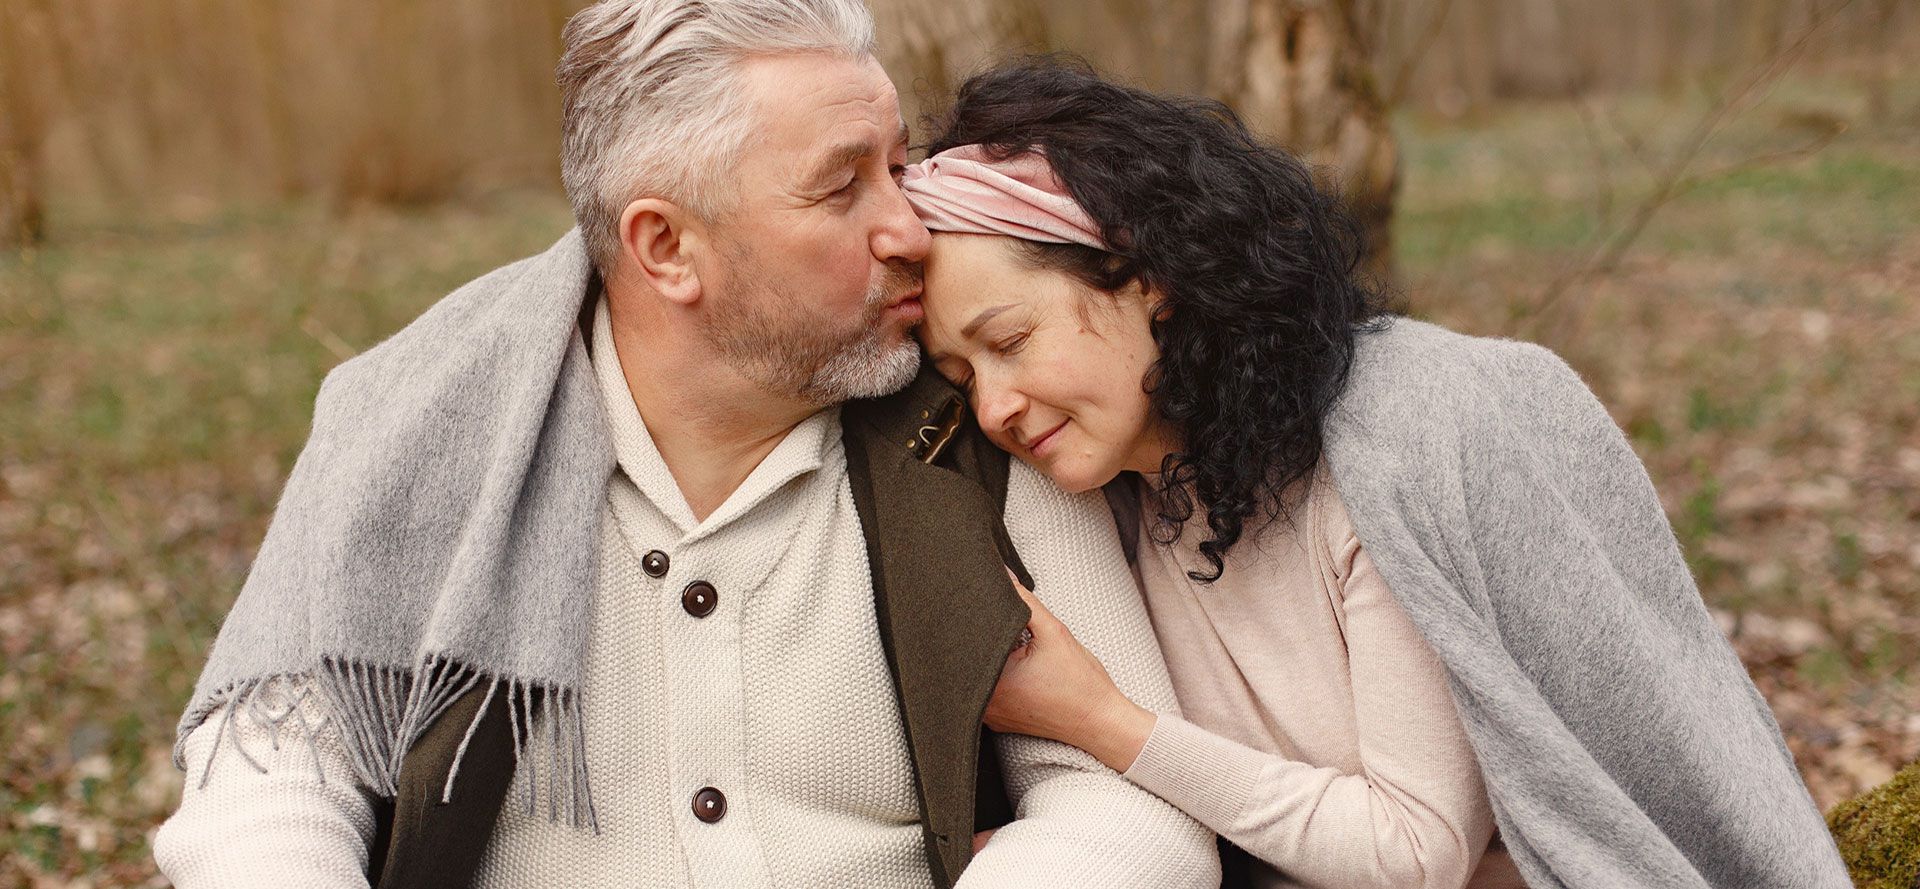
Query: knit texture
155,679,378,888
472,511,690,886
154,293,1219,888
175,231,613,817
1124,472,1523,889
472,295,931,888
957,462,1218,888
1320,318,1850,889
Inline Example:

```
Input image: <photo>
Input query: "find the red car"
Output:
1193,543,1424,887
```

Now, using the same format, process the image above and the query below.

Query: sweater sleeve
1121,512,1495,889
154,678,378,889
956,460,1220,889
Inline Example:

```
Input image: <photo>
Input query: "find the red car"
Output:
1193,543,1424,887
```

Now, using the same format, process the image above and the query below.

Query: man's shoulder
322,230,590,395
840,363,965,451
838,366,1110,523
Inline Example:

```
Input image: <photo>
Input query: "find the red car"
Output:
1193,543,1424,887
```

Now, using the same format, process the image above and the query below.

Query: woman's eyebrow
961,304,1016,338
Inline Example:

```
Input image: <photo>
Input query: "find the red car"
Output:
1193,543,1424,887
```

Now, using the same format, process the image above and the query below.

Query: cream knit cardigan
154,297,1218,888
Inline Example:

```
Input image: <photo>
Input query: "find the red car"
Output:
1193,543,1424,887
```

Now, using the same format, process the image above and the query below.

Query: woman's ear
618,197,705,307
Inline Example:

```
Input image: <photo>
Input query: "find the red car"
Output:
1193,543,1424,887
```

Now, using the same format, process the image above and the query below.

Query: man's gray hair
557,0,877,274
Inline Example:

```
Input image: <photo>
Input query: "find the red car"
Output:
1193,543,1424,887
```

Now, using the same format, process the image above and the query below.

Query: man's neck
605,289,819,522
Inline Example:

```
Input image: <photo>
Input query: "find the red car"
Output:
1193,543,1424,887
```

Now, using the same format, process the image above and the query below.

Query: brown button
681,580,717,618
641,550,669,578
691,787,727,823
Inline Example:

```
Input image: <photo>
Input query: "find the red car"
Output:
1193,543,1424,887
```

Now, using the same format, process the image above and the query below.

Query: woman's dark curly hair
927,57,1392,582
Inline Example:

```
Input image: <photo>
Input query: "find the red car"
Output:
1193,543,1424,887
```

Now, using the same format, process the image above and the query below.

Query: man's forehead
738,53,901,135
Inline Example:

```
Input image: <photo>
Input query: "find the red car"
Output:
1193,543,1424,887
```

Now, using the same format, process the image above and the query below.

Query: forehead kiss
743,54,926,296
915,231,1164,495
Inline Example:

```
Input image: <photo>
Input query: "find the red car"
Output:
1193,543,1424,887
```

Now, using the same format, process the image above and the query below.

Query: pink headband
900,145,1109,251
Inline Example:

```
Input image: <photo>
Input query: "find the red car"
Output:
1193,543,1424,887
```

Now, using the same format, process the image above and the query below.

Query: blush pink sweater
1121,472,1528,889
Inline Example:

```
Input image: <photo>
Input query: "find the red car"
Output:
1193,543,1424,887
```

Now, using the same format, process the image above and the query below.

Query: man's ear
618,197,706,306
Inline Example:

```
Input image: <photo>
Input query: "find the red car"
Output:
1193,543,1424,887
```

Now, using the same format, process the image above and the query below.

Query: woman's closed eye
991,331,1029,355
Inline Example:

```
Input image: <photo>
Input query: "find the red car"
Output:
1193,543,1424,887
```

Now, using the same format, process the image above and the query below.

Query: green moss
1829,759,1920,888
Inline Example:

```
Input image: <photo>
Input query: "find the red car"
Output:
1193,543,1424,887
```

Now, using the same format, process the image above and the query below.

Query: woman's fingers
1003,567,1063,633
1004,632,1034,664
1011,582,1042,613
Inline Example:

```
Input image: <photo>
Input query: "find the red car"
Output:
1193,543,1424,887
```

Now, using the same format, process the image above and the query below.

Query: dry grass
0,194,576,885
3,67,1917,886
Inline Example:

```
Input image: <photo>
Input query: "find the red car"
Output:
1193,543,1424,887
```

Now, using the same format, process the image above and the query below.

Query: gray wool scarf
1322,318,1850,888
176,230,614,827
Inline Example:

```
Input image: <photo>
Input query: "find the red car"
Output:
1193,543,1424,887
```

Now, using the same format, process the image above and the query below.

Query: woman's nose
974,382,1026,435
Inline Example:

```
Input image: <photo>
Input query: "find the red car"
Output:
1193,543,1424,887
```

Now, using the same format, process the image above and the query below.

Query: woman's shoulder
1347,317,1579,399
1303,467,1366,583
1332,317,1594,455
1324,318,1616,558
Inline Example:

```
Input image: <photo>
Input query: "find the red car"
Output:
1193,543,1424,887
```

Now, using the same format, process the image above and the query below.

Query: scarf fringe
176,654,597,832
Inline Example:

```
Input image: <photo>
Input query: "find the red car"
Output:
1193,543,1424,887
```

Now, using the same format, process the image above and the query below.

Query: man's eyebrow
961,304,1016,339
804,140,877,187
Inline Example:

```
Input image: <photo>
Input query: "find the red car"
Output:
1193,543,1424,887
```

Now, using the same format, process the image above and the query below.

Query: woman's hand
983,571,1158,773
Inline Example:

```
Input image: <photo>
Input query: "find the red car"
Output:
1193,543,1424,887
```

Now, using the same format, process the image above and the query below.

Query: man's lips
885,282,924,306
884,289,924,322
1026,420,1068,456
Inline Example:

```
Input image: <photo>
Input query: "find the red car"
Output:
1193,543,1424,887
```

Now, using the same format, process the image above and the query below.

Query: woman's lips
1028,420,1068,457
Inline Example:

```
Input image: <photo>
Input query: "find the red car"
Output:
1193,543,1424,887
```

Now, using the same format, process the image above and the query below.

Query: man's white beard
701,249,922,406
796,318,922,404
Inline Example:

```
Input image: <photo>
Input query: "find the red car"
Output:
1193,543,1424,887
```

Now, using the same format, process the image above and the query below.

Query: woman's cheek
1027,350,1085,407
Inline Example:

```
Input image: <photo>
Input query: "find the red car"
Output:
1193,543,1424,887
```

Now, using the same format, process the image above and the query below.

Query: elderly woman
903,58,1850,889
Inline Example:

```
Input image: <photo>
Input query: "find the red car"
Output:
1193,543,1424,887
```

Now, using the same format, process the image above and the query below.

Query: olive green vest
363,366,1034,889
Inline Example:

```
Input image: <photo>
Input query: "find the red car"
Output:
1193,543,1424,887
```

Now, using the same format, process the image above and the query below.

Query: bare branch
301,316,360,363
1597,102,1662,181
1384,0,1458,108
1528,0,1858,326
1574,98,1617,228
1675,126,1847,196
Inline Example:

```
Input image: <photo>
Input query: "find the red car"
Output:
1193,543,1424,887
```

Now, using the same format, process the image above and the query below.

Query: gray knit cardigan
1321,318,1850,888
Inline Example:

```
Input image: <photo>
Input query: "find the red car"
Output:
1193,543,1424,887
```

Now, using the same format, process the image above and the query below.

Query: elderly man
152,0,1218,887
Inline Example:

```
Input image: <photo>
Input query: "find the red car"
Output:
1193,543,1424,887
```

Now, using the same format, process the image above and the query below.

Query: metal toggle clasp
911,397,966,464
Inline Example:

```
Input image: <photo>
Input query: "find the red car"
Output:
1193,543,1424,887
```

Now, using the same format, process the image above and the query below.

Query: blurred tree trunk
1863,0,1898,123
242,0,306,198
871,0,1040,138
1493,0,1582,98
1202,0,1399,276
1745,0,1786,63
0,0,48,247
872,0,1401,276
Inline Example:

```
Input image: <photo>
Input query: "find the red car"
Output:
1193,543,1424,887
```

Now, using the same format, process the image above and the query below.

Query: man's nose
874,181,931,263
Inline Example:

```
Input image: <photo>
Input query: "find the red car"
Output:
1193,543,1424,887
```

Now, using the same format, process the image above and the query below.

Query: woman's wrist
1080,695,1157,774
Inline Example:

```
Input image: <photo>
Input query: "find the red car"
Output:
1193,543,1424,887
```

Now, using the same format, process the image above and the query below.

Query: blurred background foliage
2,0,1917,885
